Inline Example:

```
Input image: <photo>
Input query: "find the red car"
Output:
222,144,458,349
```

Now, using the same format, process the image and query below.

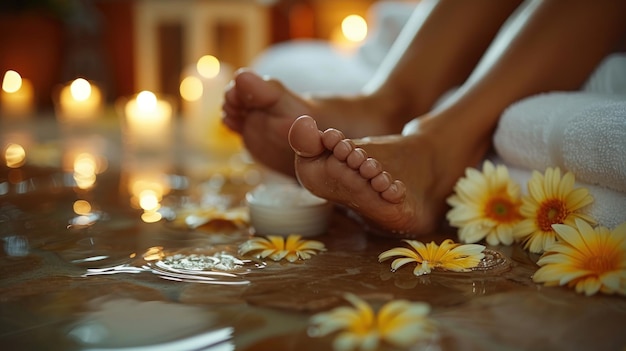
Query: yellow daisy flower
378,239,485,276
309,293,436,351
238,234,325,262
513,167,595,253
446,160,522,245
533,219,626,296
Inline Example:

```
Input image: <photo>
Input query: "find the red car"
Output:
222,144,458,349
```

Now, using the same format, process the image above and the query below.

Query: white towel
583,53,626,95
491,158,626,229
494,92,626,193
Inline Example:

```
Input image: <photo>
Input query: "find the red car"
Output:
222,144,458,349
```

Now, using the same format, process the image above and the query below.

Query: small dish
246,183,333,237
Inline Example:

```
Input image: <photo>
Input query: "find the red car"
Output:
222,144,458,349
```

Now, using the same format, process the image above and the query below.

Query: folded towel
583,53,626,95
492,159,626,229
494,92,626,193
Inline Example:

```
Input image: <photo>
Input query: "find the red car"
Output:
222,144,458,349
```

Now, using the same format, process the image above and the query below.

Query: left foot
288,115,446,237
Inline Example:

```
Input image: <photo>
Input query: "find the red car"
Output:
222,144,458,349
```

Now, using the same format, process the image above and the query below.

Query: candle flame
136,90,157,112
197,55,220,79
341,15,368,42
2,70,23,93
180,76,203,102
70,78,92,101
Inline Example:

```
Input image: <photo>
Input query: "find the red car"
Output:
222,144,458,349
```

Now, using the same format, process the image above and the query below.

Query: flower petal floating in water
174,205,249,230
513,167,595,253
239,234,326,262
533,219,626,296
309,293,437,351
378,239,485,276
446,160,522,245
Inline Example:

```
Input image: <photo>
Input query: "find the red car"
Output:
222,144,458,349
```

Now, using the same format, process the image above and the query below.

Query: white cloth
583,54,626,95
250,1,416,94
493,54,626,228
494,92,626,193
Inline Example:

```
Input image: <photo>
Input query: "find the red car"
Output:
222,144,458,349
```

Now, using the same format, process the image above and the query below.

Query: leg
290,0,626,237
222,0,522,176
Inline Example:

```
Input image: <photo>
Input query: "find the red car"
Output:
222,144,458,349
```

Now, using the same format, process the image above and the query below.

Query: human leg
289,0,626,236
222,0,522,176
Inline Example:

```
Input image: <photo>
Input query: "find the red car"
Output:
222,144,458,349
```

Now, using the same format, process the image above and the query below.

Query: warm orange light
1,70,34,117
341,15,368,42
180,76,203,102
4,143,26,168
73,152,98,189
73,200,92,215
70,78,92,101
2,70,22,93
197,55,220,79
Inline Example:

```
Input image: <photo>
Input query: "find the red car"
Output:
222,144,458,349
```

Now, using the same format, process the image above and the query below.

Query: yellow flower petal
380,240,485,276
515,167,596,253
310,294,436,350
239,234,325,262
446,161,522,245
533,220,626,296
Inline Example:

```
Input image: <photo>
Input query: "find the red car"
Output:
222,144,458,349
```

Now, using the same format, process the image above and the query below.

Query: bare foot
288,115,448,237
222,70,406,176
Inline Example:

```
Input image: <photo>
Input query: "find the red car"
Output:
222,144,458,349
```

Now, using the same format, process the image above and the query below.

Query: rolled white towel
583,53,626,95
494,92,626,193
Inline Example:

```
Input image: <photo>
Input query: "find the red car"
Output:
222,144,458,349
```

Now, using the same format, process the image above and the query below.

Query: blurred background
0,0,410,115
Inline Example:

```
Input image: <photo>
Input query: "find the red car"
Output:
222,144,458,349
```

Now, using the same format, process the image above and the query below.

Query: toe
359,158,383,179
289,115,325,157
234,70,284,108
346,148,367,169
371,171,393,192
381,180,406,203
332,139,355,161
321,129,345,150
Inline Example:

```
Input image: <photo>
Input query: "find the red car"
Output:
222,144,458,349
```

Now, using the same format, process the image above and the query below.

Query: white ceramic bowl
246,183,333,237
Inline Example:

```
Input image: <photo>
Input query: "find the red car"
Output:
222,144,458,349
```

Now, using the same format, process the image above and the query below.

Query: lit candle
330,14,368,52
180,55,239,153
1,70,34,118
56,78,103,122
123,90,173,149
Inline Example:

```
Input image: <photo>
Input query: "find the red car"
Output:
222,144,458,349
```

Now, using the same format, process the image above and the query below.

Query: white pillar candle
123,90,173,150
1,70,34,118
180,55,239,154
56,78,103,123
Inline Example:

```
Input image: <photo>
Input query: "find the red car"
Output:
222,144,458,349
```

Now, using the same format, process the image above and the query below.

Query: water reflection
3,234,29,256
122,154,175,223
67,298,234,351
84,247,265,286
4,143,26,168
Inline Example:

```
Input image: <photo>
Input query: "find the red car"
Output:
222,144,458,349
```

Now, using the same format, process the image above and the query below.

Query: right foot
288,115,448,237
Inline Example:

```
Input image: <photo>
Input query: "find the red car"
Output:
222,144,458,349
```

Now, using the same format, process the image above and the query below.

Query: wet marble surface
1,118,625,351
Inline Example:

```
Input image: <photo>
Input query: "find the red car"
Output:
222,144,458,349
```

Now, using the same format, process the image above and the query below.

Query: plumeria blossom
378,239,485,276
238,234,326,262
309,293,437,351
446,160,522,245
513,167,595,253
533,219,626,296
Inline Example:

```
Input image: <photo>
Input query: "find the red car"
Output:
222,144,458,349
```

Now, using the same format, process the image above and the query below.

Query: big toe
234,70,284,107
289,115,325,157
